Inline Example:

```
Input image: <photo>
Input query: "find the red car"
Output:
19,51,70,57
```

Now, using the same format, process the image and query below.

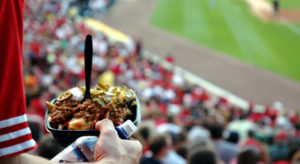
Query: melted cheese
68,118,90,130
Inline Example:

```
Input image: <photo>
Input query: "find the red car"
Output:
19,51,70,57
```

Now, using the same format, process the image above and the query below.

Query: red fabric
155,119,166,127
0,0,25,121
165,55,174,63
158,103,167,115
174,87,184,104
56,18,66,28
142,145,150,156
265,106,278,126
265,106,278,118
199,91,210,102
181,108,190,117
241,138,263,153
290,115,299,124
0,0,36,158
28,99,45,118
111,64,121,76
219,97,228,104
275,161,289,164
0,134,34,149
0,146,37,159
0,122,29,135
250,112,264,123
276,131,289,141
29,42,41,57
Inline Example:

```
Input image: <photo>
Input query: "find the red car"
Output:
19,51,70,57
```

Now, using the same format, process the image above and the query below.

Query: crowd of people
22,0,300,163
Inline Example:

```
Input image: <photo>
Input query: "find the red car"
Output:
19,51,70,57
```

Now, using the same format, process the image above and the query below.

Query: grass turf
268,0,300,9
151,0,300,82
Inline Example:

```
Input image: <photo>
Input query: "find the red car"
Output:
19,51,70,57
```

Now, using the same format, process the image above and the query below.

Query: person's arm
0,153,117,164
0,119,142,164
0,0,37,159
0,153,119,164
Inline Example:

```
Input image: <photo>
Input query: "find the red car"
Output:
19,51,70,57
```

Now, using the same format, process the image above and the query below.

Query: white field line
142,50,250,110
284,22,300,37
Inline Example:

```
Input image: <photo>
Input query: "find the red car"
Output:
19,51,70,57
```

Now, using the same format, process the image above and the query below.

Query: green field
151,0,300,82
267,0,300,9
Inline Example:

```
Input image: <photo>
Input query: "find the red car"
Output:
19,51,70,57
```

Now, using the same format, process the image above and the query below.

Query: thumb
95,119,118,138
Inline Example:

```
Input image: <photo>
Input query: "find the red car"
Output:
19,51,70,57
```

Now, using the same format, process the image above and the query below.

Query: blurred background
24,0,300,163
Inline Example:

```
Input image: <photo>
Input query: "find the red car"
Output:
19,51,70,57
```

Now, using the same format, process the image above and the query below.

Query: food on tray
47,82,136,130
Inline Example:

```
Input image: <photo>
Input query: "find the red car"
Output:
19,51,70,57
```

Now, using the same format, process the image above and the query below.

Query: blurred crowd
23,0,300,164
